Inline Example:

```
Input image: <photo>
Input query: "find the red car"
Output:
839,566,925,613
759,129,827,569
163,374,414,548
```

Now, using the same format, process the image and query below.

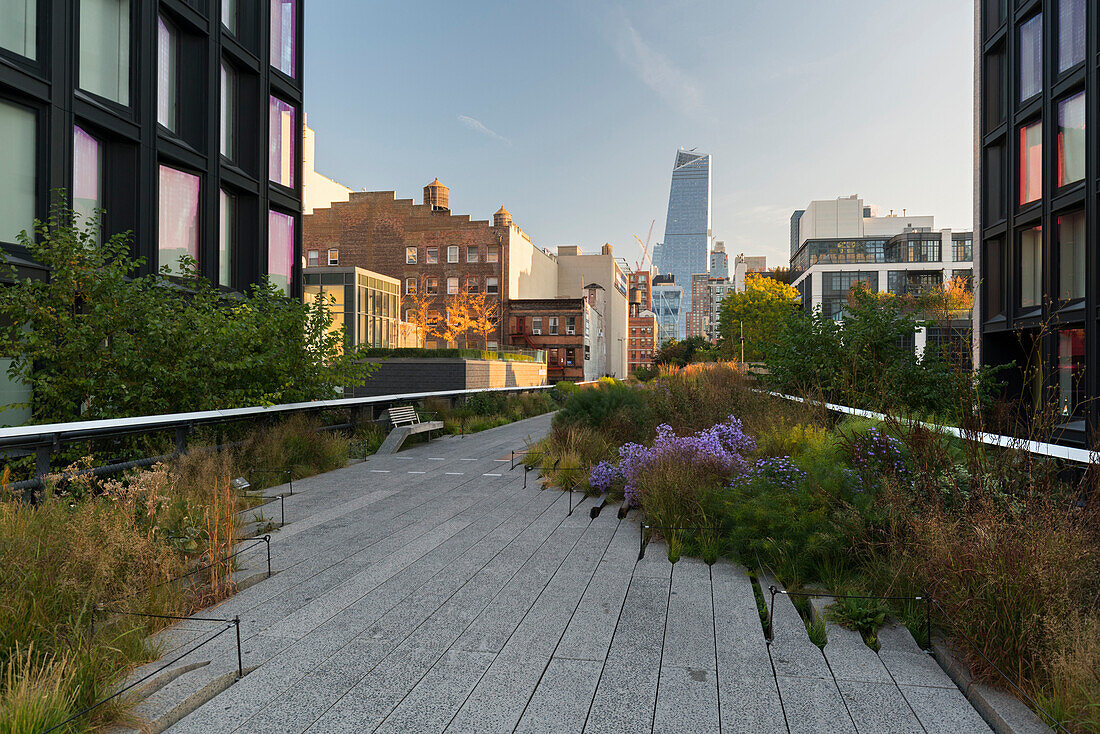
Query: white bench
375,406,445,455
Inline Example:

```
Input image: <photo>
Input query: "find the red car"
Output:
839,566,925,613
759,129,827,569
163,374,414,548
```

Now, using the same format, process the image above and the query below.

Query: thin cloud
457,115,512,146
611,8,704,116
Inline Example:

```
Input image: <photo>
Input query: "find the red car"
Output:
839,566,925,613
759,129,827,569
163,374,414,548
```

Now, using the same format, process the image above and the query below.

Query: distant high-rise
655,149,712,339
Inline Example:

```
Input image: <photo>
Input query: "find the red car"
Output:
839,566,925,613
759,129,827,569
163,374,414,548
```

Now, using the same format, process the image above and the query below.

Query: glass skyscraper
655,150,712,339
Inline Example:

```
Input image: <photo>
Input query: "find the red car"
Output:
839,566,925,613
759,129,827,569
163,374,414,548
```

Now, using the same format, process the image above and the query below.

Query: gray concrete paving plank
554,518,637,662
662,558,715,670
373,650,496,734
653,665,720,734
900,684,993,733
718,675,787,734
584,570,671,734
711,563,773,681
764,579,832,680
823,623,893,684
776,675,857,734
514,658,603,734
838,680,925,734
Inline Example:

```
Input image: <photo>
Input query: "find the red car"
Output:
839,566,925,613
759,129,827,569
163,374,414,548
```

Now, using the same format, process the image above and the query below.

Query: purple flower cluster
733,456,807,492
593,416,756,507
851,427,908,479
588,460,622,494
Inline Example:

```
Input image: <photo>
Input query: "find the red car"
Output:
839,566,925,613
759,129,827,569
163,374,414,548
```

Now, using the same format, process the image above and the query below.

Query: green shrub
552,383,653,444
827,597,888,642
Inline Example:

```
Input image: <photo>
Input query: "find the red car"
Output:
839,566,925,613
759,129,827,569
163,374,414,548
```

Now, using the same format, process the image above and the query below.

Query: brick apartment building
304,180,556,347
507,298,588,382
628,313,659,373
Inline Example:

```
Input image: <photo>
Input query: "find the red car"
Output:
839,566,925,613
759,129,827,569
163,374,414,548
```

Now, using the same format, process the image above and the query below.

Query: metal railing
0,384,557,482
767,391,1097,465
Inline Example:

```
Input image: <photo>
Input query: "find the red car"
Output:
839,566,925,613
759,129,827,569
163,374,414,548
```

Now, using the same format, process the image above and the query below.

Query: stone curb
930,634,1052,734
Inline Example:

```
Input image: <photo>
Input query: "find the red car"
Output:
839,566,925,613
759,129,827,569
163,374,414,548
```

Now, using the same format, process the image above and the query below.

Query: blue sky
304,1,974,268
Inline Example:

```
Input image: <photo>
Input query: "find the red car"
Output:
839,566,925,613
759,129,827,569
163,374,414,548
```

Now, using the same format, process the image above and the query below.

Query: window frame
486,276,499,294
426,246,438,264
447,245,459,263
405,277,417,295
425,276,438,295
447,276,459,295
327,248,338,266
466,245,478,263
405,246,417,264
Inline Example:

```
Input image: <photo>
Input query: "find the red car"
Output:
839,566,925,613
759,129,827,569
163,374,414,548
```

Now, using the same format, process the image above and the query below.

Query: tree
654,336,717,367
438,291,474,348
403,287,438,347
0,198,374,423
717,273,801,362
467,291,500,348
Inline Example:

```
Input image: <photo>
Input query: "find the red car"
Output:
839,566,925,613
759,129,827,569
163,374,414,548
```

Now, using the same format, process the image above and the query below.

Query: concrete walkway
123,414,993,733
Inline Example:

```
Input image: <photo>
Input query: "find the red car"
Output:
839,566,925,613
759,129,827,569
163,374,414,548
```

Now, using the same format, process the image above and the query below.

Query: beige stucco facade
555,244,629,378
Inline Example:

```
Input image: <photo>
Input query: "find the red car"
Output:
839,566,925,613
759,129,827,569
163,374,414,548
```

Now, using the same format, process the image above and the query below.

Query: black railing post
287,470,293,496
279,495,285,527
263,535,271,577
638,523,647,560
174,425,189,454
234,617,243,679
767,586,777,642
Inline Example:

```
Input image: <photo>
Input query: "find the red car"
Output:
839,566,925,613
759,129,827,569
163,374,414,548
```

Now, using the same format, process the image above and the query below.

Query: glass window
1057,211,1085,300
487,245,499,263
549,316,558,335
267,209,294,295
985,143,1006,222
269,96,295,187
0,100,35,244
1058,92,1085,187
0,0,36,58
1019,120,1042,205
406,246,417,264
221,0,236,35
465,276,478,293
426,246,438,264
425,277,438,295
220,62,236,160
466,245,478,263
158,165,200,276
157,16,177,131
405,277,416,294
953,238,973,262
984,0,1006,36
447,276,458,295
307,250,318,266
447,245,458,263
984,48,1005,131
270,0,296,77
1018,14,1042,103
1058,329,1086,416
327,248,338,266
80,0,130,105
486,276,499,294
73,125,102,236
983,238,1005,317
219,189,234,287
1058,0,1085,73
1019,226,1043,309
532,317,542,334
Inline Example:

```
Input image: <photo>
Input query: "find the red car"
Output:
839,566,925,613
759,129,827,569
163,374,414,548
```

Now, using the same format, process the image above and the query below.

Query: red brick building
628,313,658,373
507,298,588,382
303,180,557,348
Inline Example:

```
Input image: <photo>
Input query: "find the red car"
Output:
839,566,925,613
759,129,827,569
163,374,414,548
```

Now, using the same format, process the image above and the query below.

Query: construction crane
633,219,655,273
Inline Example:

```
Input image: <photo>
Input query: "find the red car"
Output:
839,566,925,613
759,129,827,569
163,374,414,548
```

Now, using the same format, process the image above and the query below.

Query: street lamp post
739,320,744,364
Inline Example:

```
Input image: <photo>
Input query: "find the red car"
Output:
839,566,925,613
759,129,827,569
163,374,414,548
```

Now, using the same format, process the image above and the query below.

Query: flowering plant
733,456,807,493
589,416,756,506
850,427,908,484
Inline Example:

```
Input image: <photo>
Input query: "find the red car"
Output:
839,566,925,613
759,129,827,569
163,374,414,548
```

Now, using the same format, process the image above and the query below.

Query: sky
304,0,975,269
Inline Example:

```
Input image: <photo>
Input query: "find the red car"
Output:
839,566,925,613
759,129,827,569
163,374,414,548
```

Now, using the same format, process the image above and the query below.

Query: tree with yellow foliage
404,287,438,347
467,291,500,348
716,273,801,362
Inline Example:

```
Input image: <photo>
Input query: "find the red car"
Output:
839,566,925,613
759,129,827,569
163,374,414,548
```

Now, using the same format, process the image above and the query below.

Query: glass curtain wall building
977,0,1092,445
0,0,304,294
654,150,712,339
651,275,683,346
